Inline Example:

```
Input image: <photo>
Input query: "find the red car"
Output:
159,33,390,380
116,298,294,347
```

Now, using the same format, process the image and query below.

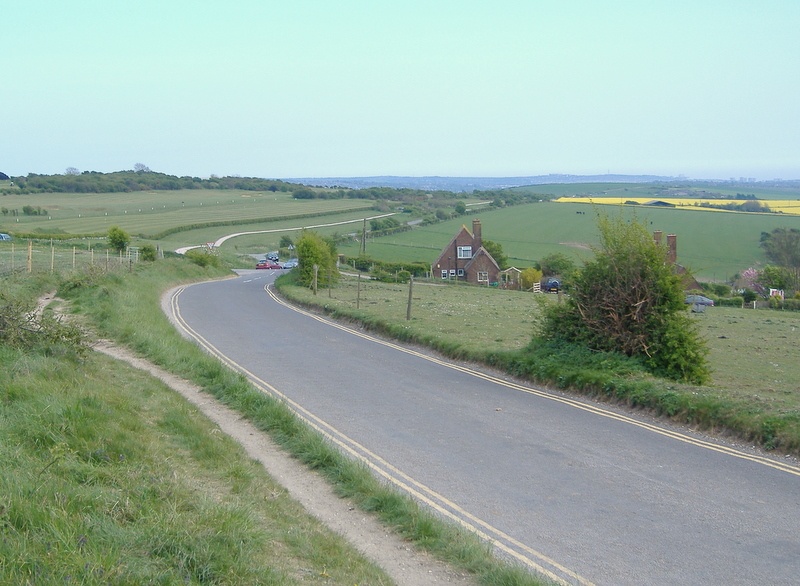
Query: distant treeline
3,171,295,194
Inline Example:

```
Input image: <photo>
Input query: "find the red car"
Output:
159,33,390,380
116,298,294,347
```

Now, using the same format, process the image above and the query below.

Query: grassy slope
0,272,395,585
1,263,548,586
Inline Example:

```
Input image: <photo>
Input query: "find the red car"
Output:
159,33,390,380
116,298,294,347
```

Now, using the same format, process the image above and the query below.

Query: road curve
166,270,800,586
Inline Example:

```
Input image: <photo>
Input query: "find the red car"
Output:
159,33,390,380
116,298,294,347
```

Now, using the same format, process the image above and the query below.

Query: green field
338,201,800,281
4,183,800,281
0,189,374,239
507,181,800,200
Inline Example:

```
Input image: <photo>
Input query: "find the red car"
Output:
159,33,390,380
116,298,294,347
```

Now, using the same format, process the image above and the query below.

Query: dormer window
457,246,472,259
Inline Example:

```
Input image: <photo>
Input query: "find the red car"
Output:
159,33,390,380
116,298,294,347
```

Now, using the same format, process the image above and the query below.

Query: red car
256,260,281,270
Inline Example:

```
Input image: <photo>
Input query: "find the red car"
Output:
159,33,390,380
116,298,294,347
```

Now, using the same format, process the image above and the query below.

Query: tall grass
0,271,398,585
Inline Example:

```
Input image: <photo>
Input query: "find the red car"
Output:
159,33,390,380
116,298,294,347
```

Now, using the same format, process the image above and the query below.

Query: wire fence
0,241,140,278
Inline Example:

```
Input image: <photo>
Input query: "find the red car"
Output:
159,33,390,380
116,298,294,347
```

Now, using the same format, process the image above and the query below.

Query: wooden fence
0,241,139,277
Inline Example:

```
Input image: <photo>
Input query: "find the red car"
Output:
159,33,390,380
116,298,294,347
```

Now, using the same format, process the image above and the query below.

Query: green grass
337,200,800,280
0,276,397,585
46,259,551,585
0,189,374,239
6,183,800,282
277,273,800,455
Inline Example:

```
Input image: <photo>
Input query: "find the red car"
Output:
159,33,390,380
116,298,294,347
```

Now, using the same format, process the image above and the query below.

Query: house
433,219,501,285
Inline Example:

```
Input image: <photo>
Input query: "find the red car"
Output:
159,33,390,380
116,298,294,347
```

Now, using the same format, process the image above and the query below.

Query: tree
520,267,543,290
279,235,294,249
454,201,467,215
65,167,80,175
295,230,339,288
482,239,509,270
541,214,708,383
107,226,130,253
760,228,800,289
133,163,151,173
759,265,793,291
536,253,575,277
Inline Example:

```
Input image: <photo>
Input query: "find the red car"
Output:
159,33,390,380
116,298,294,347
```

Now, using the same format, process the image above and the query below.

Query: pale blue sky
3,1,799,180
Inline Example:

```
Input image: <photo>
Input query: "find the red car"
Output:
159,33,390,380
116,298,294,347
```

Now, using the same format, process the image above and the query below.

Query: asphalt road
166,270,800,586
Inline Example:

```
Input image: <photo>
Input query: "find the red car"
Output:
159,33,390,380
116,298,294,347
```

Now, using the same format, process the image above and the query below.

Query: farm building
433,219,501,285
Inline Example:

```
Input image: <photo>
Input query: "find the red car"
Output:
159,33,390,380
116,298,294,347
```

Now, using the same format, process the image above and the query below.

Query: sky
3,1,799,181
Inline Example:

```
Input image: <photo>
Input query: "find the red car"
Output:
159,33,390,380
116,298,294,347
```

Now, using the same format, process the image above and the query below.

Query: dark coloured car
685,294,714,307
544,278,561,293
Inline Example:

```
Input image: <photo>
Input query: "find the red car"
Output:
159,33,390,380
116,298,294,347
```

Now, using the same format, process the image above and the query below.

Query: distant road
167,271,800,586
174,213,395,254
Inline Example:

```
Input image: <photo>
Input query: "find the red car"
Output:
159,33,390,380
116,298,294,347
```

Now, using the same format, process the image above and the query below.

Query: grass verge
1,271,397,585
47,260,552,585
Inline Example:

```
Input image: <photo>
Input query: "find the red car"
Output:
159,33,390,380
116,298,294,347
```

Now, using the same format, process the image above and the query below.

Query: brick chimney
472,219,482,249
667,234,677,264
653,230,663,245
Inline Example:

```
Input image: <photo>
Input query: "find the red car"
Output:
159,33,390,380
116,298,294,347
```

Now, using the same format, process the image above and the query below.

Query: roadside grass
52,260,551,585
0,275,397,585
276,273,800,455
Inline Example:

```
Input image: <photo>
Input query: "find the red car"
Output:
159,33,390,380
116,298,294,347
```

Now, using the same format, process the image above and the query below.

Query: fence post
406,275,414,321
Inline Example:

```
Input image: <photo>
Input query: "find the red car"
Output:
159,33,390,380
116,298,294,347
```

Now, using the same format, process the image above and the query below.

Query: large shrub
295,230,339,289
540,214,709,384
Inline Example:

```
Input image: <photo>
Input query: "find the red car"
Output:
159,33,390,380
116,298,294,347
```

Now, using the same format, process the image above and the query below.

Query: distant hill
283,174,680,192
0,171,10,180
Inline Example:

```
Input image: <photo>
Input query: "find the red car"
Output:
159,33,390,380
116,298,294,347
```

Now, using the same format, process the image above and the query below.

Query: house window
457,246,472,259
457,269,464,277
449,269,456,277
441,270,448,279
477,271,488,282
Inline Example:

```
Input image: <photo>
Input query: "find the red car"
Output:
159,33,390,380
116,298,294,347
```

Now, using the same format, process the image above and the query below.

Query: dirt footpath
90,337,478,585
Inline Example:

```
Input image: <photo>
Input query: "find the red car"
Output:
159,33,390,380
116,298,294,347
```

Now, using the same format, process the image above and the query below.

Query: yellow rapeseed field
555,197,800,216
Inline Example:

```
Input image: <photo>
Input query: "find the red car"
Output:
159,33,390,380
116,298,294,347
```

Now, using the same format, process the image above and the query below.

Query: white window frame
477,271,489,282
441,270,448,279
449,269,456,277
457,268,465,277
457,246,472,259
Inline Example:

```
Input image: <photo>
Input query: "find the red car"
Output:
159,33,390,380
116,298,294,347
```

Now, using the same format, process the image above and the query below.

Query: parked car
685,294,714,307
281,258,298,269
256,260,281,270
266,251,280,261
0,233,11,241
543,278,561,293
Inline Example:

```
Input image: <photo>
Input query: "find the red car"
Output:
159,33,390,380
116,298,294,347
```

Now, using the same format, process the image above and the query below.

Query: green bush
541,214,709,384
716,296,744,307
184,249,223,268
343,255,429,278
140,244,157,261
769,297,800,311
